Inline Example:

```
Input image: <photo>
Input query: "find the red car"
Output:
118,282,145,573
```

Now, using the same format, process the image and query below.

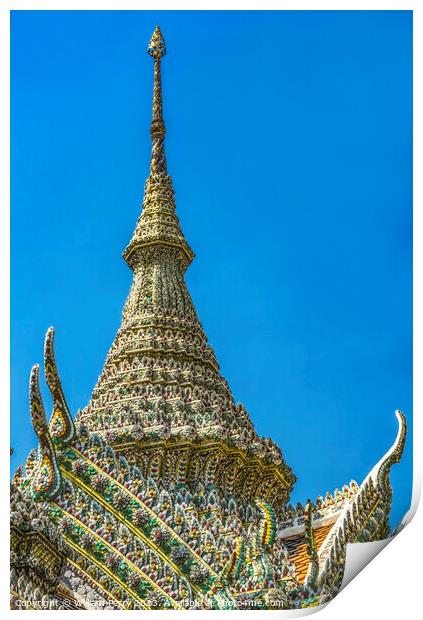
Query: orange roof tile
284,523,334,583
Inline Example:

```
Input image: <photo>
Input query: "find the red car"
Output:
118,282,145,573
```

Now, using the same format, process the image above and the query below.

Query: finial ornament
372,409,407,499
121,24,195,271
29,364,62,501
148,26,166,59
44,327,75,445
147,26,167,175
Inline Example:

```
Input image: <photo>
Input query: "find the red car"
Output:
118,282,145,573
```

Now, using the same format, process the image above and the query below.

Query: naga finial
148,26,166,59
29,364,62,501
371,410,407,500
44,326,75,445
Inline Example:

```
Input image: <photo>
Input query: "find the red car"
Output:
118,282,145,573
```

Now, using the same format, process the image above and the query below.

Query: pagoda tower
77,26,295,515
11,27,406,611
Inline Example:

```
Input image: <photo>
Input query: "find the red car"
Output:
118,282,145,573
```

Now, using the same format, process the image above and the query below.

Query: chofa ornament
45,327,75,445
28,365,62,501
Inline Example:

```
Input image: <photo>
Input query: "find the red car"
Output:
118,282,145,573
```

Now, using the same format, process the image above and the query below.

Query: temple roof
13,349,407,609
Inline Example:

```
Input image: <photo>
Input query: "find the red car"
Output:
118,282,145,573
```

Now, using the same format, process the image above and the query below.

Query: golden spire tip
148,25,166,59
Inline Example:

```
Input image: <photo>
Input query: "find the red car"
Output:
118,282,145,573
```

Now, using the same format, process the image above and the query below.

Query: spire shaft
148,26,167,176
122,26,194,271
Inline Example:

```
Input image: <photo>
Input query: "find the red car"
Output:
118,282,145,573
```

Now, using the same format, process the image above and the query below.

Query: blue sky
11,10,412,527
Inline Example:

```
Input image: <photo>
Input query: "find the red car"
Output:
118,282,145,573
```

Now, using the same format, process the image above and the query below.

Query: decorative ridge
280,411,406,541
28,422,293,608
278,481,359,535
367,410,407,498
309,411,407,596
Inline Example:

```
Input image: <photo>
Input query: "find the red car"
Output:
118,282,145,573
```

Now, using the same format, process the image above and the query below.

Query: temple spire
148,26,167,176
122,26,194,270
78,25,296,516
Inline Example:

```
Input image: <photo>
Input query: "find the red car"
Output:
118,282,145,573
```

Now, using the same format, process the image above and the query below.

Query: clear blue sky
11,10,412,528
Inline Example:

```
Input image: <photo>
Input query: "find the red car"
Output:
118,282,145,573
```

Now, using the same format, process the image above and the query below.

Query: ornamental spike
304,499,317,561
304,499,319,592
368,410,407,500
29,364,47,437
29,364,61,501
148,26,167,175
44,326,75,445
121,25,194,270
